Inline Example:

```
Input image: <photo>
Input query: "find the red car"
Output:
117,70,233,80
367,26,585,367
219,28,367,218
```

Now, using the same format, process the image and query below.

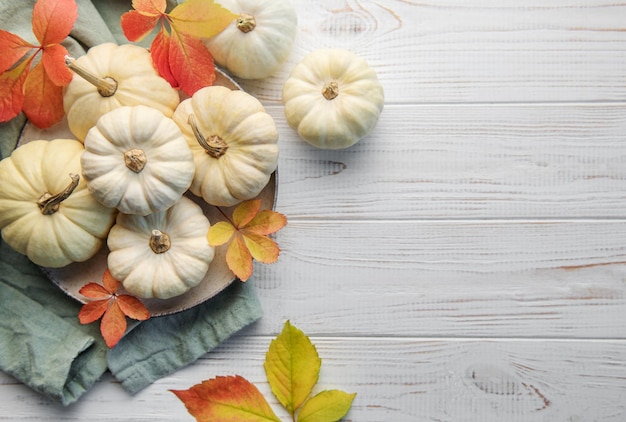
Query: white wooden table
3,0,626,420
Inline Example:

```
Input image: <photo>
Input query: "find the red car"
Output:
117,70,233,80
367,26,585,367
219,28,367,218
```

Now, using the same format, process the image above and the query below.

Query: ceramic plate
17,69,277,316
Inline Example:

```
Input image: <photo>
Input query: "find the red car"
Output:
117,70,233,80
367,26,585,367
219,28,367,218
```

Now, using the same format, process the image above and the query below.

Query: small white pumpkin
172,86,278,207
0,139,116,267
107,196,214,299
282,49,384,149
204,0,297,79
81,105,194,216
63,43,180,141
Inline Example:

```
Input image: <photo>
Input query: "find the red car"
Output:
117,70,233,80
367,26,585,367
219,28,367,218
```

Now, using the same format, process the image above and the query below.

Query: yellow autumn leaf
242,232,281,263
233,198,262,228
168,0,237,39
207,221,236,246
297,390,357,422
265,321,321,415
226,234,253,281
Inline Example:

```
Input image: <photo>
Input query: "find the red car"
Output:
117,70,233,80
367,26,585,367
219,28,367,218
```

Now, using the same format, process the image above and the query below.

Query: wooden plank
237,0,626,104
269,104,626,219
249,220,626,338
2,337,625,421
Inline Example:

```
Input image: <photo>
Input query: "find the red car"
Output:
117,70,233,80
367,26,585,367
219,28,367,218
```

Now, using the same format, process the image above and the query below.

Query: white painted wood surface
3,0,626,420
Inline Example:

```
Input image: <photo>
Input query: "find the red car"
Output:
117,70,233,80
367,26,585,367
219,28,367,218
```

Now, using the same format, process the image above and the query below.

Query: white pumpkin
0,139,116,267
63,43,180,141
204,0,297,79
107,196,214,299
282,49,384,149
81,105,194,216
172,86,278,207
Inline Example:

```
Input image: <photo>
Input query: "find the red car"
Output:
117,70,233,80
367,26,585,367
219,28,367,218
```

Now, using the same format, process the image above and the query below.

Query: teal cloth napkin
0,0,263,406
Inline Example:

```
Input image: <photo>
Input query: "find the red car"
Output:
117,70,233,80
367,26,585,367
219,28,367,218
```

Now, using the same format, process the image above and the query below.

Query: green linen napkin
0,0,263,406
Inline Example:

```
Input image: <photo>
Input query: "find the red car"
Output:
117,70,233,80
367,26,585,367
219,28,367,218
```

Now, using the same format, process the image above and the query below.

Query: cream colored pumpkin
282,49,384,149
107,196,214,299
63,43,180,141
0,139,116,267
204,0,297,79
172,86,278,207
81,105,195,216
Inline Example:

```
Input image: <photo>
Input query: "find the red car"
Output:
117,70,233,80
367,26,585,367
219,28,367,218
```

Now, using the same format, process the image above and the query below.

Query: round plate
17,69,277,317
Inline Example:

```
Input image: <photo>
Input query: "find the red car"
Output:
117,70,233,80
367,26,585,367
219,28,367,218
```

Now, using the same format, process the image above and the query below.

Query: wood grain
2,337,626,421
270,103,626,219
236,0,626,104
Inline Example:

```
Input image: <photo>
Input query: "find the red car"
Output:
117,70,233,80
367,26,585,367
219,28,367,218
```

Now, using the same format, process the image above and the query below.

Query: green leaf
297,390,357,422
264,321,321,415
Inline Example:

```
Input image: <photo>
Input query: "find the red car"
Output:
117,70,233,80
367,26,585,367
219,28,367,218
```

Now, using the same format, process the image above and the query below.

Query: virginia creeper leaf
245,210,288,236
0,30,33,74
265,321,322,415
168,29,215,96
117,295,151,321
0,58,31,123
297,390,357,422
207,221,236,246
78,269,150,348
150,27,178,87
241,232,280,264
207,200,286,282
22,61,65,128
32,0,78,45
101,300,127,349
132,0,166,15
233,199,262,228
78,300,109,324
120,9,162,42
168,0,237,39
226,234,253,281
171,375,281,422
41,43,72,86
78,282,112,300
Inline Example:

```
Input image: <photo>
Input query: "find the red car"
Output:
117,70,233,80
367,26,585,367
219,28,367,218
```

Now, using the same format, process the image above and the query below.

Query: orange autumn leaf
208,200,287,281
78,269,150,348
120,0,235,96
171,375,281,422
0,0,77,127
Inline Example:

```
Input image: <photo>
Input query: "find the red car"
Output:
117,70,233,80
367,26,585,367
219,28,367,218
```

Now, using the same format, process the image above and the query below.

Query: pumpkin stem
322,82,339,100
236,13,256,33
124,148,148,173
37,173,80,215
187,114,229,159
65,55,118,97
149,230,171,254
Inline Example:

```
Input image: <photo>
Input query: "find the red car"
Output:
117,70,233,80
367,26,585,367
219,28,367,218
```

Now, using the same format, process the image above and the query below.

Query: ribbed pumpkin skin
107,196,214,300
81,105,195,216
172,86,279,207
63,43,180,142
0,139,117,267
282,49,384,150
204,0,297,79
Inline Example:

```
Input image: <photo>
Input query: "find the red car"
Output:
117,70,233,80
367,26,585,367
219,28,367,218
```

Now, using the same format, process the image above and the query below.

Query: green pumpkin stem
187,114,229,159
65,55,118,97
37,173,80,215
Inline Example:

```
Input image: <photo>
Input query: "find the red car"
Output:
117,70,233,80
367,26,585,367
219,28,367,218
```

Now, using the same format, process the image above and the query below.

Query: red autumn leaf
0,31,33,74
0,58,31,123
120,0,235,96
171,375,281,422
0,0,77,127
168,29,215,95
151,27,178,88
78,269,150,348
22,61,65,128
208,200,287,282
32,0,78,45
101,300,127,349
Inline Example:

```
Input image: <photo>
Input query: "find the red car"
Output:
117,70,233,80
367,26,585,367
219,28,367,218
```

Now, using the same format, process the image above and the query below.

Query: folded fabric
0,0,263,406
